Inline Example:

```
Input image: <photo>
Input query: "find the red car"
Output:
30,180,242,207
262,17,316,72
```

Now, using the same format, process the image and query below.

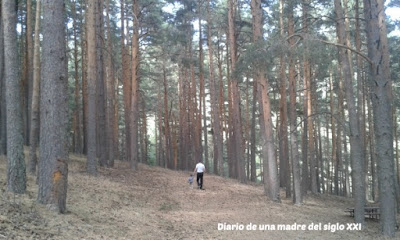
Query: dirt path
0,154,399,239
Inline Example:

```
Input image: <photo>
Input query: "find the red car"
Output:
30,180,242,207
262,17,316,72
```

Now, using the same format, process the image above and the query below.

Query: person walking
193,160,206,190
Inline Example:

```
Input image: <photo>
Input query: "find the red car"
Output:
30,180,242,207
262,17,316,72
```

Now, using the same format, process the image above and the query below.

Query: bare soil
0,152,399,240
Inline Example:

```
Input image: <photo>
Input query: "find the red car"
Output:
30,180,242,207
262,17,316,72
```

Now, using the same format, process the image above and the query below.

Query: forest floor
0,151,399,240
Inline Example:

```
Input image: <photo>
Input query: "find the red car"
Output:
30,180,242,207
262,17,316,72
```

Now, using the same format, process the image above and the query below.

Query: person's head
190,173,193,177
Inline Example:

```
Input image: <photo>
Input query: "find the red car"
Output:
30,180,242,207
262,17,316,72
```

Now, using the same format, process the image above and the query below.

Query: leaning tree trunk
3,0,27,194
28,0,41,174
37,0,69,213
364,0,397,236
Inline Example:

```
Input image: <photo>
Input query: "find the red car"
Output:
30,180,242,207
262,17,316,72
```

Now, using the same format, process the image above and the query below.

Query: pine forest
1,0,400,239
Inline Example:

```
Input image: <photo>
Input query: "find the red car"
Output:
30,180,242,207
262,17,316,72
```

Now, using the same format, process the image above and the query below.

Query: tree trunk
354,0,369,200
250,80,257,182
121,0,130,162
187,20,201,168
206,0,223,175
225,39,235,178
228,0,245,183
130,0,140,170
86,0,98,175
71,0,82,154
3,0,27,193
329,70,338,195
162,64,172,168
105,0,115,167
28,0,41,174
198,3,208,169
25,0,33,146
278,0,290,197
0,2,6,155
96,0,107,167
251,0,279,201
38,0,68,213
364,0,397,235
335,0,365,224
81,0,88,155
178,67,188,170
301,0,309,195
140,98,147,164
288,3,302,204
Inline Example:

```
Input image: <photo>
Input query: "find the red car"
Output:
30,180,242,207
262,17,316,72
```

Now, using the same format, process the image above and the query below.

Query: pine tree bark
301,0,310,195
178,67,188,170
364,0,397,235
140,98,147,164
81,0,88,155
38,0,68,212
329,70,338,195
28,0,41,174
3,0,27,193
71,0,82,154
86,0,98,175
130,0,140,170
225,39,235,178
278,0,290,197
251,0,279,201
228,0,245,183
187,21,201,167
96,0,107,167
288,2,302,204
120,0,130,162
198,2,208,169
105,0,115,167
335,0,365,224
25,0,34,146
162,64,172,168
0,2,6,156
354,0,368,199
206,0,223,175
249,81,257,182
217,43,226,175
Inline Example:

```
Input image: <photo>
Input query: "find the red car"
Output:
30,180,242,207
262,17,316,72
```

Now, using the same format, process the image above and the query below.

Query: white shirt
195,163,205,173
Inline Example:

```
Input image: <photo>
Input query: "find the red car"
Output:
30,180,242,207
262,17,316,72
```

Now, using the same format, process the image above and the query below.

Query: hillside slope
0,153,398,239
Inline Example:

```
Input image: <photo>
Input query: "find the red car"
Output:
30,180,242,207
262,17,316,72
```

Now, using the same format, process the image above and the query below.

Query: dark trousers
197,172,203,189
